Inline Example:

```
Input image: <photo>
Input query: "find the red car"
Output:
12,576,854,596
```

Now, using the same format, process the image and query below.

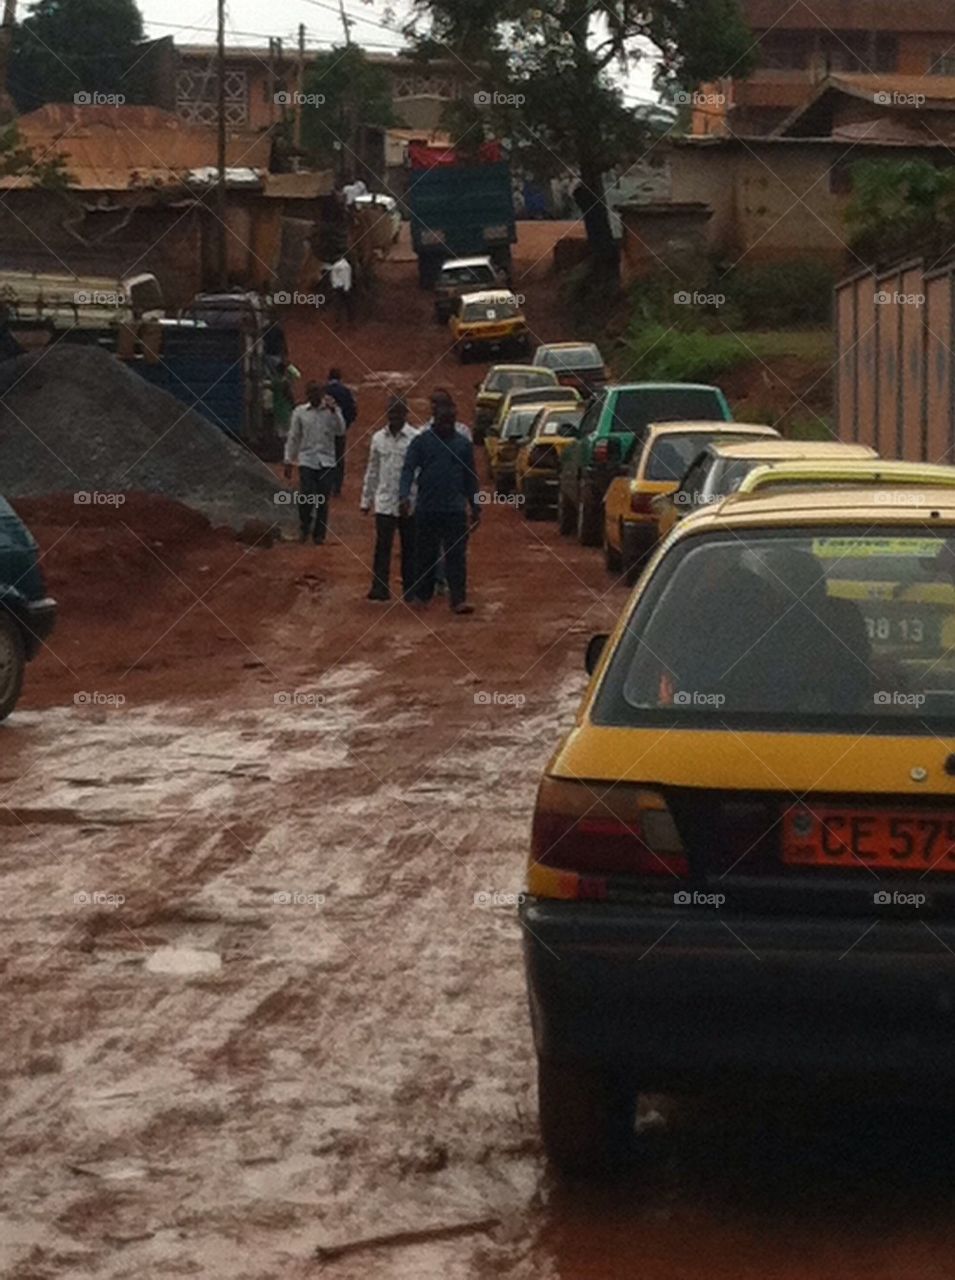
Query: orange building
692,0,955,135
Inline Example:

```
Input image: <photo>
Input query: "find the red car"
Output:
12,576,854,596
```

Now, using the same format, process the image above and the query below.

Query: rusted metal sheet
875,268,901,460
900,264,925,462
835,272,858,442
926,268,954,466
836,258,955,464
854,274,879,453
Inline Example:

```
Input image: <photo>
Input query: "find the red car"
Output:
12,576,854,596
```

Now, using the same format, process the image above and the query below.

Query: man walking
326,367,357,497
360,397,418,602
400,394,480,615
284,383,345,545
329,253,354,326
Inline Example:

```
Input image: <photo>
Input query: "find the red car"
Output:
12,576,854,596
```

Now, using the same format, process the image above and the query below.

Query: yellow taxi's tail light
529,777,687,897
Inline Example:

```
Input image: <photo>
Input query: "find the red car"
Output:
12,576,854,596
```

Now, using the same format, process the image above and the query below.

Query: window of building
929,49,955,75
757,30,814,70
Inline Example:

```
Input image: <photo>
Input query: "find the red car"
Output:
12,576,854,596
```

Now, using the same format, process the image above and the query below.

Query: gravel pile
0,346,284,525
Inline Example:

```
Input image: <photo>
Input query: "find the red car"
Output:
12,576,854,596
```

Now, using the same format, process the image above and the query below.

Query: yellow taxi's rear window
594,528,955,732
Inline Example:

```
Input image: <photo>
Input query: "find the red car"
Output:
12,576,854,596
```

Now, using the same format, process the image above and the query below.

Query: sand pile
0,346,284,525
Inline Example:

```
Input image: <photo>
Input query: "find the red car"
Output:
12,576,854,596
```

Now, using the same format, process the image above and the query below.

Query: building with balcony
692,0,955,135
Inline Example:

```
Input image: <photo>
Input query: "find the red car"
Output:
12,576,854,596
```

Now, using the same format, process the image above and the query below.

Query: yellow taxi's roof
645,421,776,439
501,386,582,410
683,484,955,533
459,289,519,306
734,458,955,495
486,363,552,376
707,438,878,461
531,401,585,417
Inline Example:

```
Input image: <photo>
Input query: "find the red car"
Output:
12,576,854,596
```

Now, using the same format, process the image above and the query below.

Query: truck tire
538,1057,637,1178
557,487,576,537
0,612,25,722
577,483,603,547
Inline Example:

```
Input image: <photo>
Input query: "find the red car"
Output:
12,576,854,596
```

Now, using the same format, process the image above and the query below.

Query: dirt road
5,226,955,1279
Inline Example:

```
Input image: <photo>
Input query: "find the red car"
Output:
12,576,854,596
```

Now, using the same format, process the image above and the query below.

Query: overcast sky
138,0,659,106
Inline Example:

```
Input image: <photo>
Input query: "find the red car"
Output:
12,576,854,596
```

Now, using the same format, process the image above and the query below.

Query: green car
0,496,56,720
557,382,733,546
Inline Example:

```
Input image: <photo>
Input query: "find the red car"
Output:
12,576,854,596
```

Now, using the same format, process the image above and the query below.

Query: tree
8,0,145,114
410,0,754,270
300,45,397,180
846,158,955,266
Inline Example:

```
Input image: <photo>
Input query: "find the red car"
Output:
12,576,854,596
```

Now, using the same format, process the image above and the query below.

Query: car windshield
537,344,602,370
440,265,494,286
502,409,539,439
461,297,519,321
610,388,725,434
594,528,955,733
538,408,583,437
646,433,727,481
486,369,554,393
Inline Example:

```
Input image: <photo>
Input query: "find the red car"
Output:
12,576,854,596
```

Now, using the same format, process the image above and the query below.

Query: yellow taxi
515,402,586,519
523,486,955,1176
448,290,530,363
474,364,559,442
653,438,880,539
602,422,778,582
733,458,955,498
485,403,547,493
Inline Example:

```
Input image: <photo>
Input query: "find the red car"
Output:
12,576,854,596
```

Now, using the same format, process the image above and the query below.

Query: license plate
783,804,955,871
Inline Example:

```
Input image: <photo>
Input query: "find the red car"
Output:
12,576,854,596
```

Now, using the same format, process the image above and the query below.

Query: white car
354,192,401,244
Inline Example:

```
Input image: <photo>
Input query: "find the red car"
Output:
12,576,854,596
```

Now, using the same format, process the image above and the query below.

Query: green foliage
622,322,753,382
8,0,146,112
410,0,754,255
0,122,70,186
722,260,837,328
846,158,955,264
301,46,397,172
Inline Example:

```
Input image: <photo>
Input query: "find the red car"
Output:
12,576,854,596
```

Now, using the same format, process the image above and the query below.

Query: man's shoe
367,588,390,601
298,531,309,544
452,602,475,615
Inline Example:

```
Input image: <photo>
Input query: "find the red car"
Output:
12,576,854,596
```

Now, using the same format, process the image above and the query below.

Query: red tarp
408,140,504,169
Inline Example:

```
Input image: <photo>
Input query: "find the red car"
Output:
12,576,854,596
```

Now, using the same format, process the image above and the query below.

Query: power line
144,19,404,50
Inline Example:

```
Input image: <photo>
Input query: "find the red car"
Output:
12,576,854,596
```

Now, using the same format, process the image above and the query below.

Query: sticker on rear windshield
812,537,943,559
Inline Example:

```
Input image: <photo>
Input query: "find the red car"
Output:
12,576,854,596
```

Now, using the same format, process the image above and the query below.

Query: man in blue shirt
400,393,480,614
326,367,357,496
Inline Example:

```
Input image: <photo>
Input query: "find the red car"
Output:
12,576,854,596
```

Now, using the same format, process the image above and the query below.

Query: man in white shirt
360,397,418,601
284,383,346,544
329,254,354,325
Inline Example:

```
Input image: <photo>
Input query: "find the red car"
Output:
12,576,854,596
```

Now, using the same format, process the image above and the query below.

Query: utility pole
338,0,352,45
293,23,305,151
0,0,17,124
215,0,228,288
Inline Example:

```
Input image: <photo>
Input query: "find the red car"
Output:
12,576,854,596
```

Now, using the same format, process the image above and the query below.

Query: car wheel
0,612,25,722
538,1057,637,1177
577,484,602,547
557,488,576,537
604,524,622,573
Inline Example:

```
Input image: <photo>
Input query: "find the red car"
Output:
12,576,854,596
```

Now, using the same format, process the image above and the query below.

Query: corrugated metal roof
9,105,271,191
263,170,335,198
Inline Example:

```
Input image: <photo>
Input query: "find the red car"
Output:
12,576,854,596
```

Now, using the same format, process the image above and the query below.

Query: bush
721,260,837,328
620,323,754,383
